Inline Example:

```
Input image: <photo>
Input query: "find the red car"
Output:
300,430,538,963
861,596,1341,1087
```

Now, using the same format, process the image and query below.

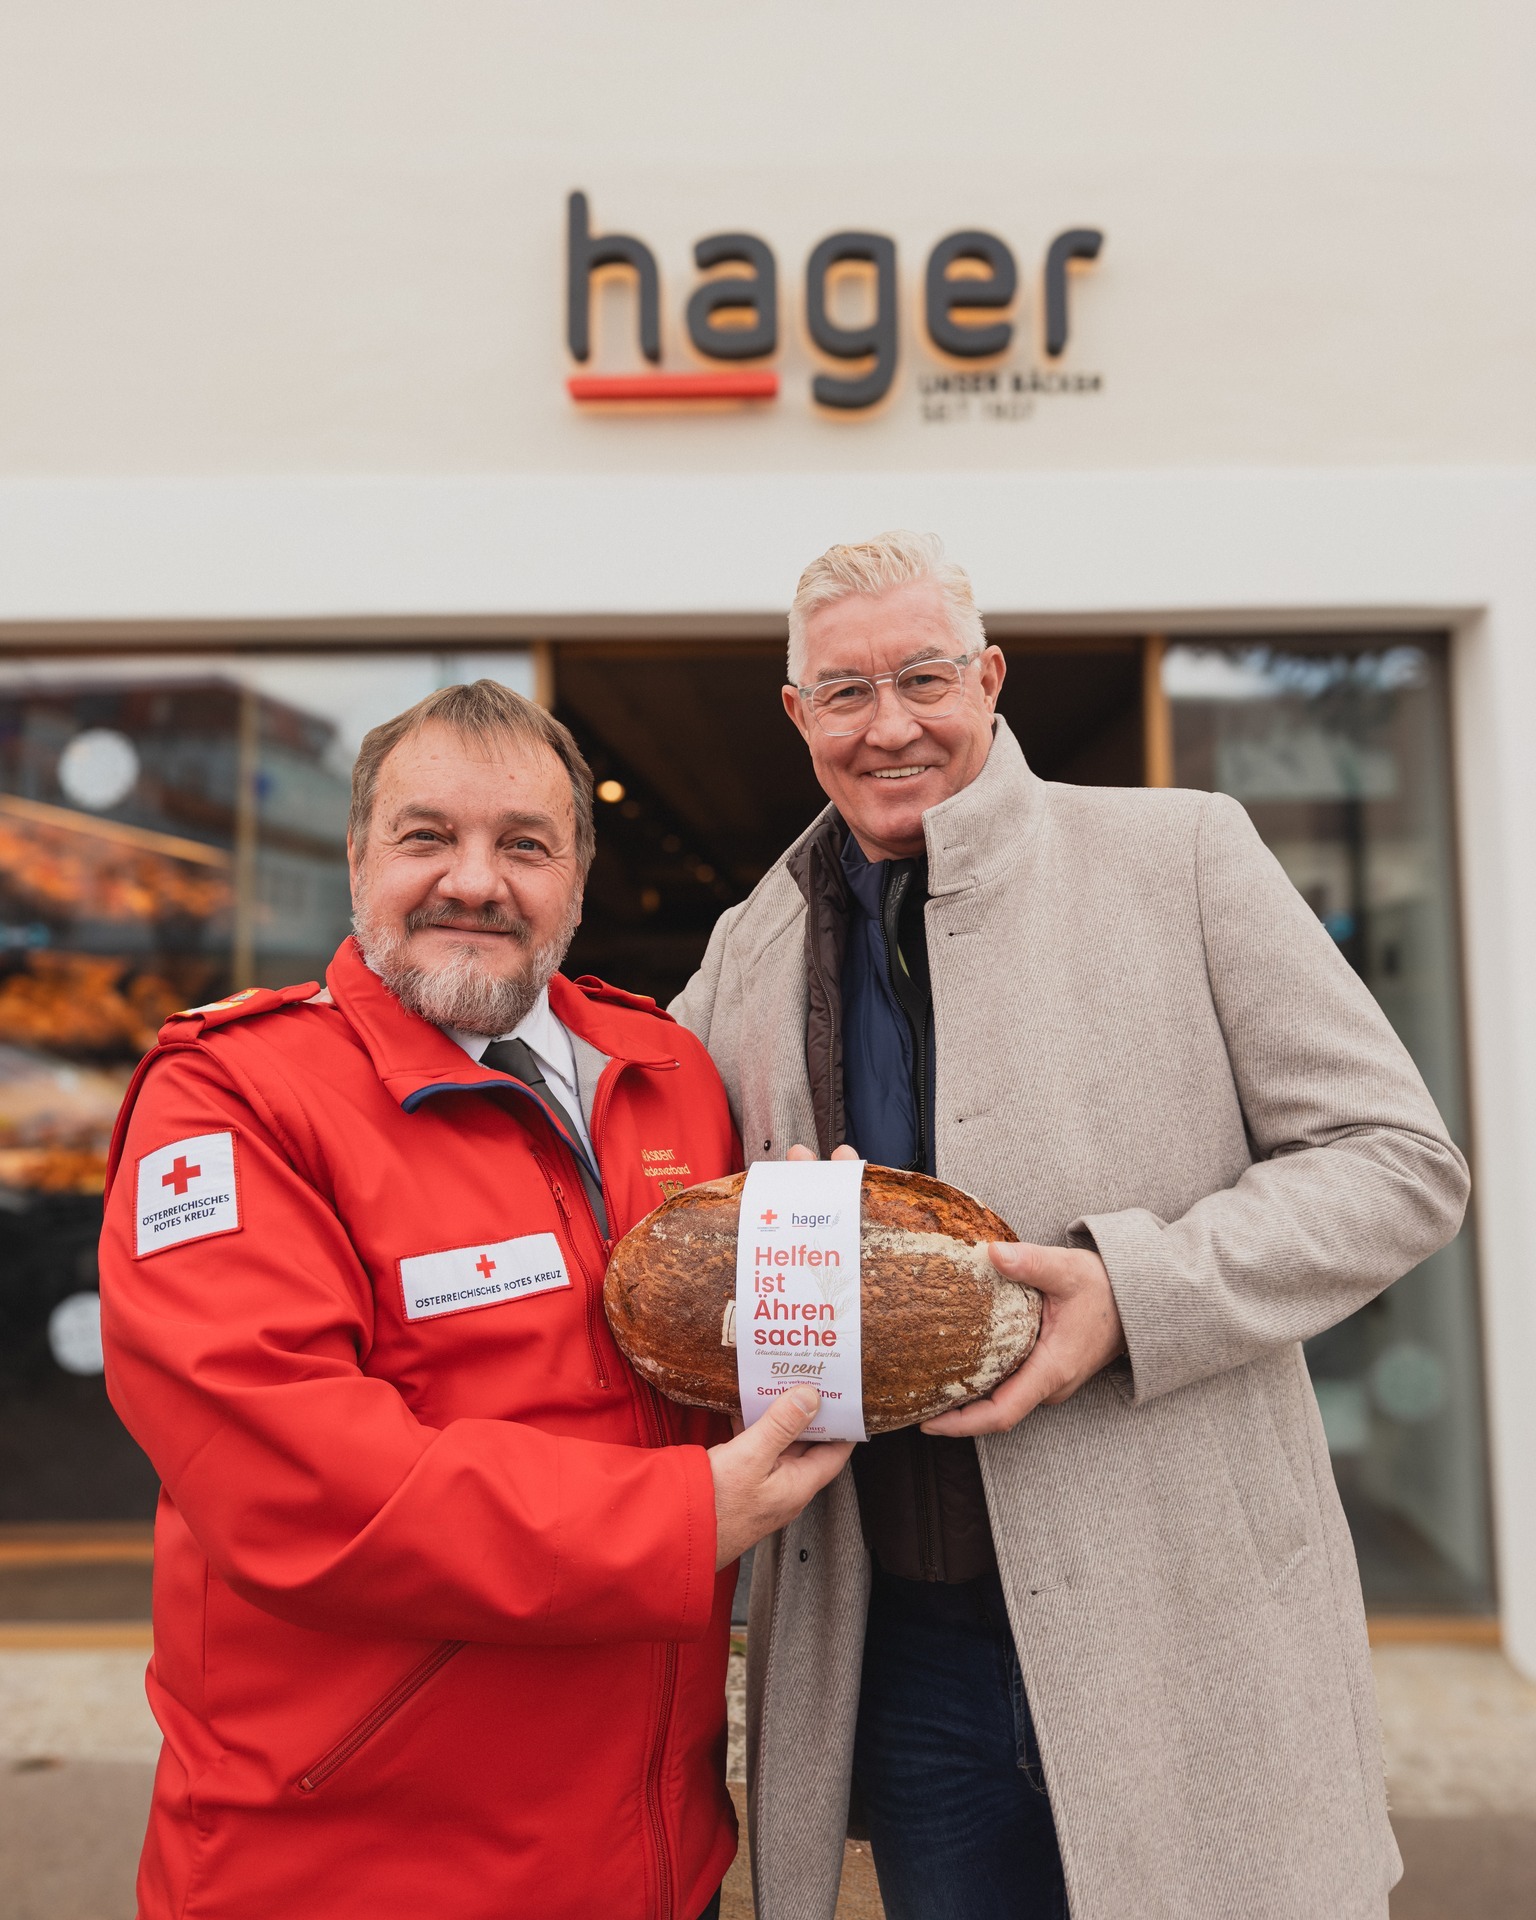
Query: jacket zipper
912,1003,932,1176
548,1174,611,1389
552,1053,682,1914
585,1058,677,1426
643,1643,680,1919
884,866,942,1579
815,968,842,1154
297,1640,464,1792
805,927,842,1158
629,1316,679,1918
494,1075,612,1390
592,1056,683,1916
881,866,931,1174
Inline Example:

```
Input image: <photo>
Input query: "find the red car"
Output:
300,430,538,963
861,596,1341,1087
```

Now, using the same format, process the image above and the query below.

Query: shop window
1165,635,1491,1613
0,651,532,1571
1,633,1488,1627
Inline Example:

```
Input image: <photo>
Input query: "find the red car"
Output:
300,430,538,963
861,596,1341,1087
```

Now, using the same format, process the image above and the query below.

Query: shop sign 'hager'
565,192,1103,412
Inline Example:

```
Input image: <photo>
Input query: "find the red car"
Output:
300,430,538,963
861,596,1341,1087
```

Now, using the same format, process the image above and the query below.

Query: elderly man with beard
98,681,850,1920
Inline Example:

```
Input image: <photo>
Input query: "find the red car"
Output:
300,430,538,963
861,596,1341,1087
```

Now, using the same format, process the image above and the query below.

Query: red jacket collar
324,938,677,1109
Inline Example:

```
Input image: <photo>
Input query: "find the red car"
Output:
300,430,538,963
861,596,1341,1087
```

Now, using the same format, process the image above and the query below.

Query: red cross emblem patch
135,1132,241,1258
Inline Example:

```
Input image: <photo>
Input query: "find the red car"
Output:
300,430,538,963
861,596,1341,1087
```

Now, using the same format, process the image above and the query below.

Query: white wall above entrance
0,1,1532,476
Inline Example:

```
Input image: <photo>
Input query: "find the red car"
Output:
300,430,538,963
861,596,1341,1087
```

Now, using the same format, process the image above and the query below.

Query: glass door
1159,636,1491,1613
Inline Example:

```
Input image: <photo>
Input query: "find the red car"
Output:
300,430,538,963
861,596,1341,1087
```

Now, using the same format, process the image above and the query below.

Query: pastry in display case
0,1041,133,1192
0,672,353,1522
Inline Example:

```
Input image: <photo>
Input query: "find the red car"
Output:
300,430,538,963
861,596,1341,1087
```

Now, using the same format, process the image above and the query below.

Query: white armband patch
135,1132,242,1258
398,1234,571,1322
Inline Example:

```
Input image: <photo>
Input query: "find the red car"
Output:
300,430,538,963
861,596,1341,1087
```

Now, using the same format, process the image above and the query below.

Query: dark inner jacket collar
839,830,884,918
839,829,929,924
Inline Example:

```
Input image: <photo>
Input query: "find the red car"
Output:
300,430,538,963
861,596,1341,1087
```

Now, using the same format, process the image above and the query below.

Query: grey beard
352,890,581,1037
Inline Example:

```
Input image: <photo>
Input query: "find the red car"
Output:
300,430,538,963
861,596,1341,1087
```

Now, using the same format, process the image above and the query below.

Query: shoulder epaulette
158,980,323,1041
572,975,676,1023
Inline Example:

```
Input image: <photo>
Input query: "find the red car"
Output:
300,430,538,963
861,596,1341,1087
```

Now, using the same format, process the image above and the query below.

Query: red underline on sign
566,371,780,402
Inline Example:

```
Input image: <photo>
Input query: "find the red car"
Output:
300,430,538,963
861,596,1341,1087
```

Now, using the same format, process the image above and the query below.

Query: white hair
786,530,986,683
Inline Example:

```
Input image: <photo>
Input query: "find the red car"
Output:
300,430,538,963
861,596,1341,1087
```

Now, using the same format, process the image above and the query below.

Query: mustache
404,903,534,940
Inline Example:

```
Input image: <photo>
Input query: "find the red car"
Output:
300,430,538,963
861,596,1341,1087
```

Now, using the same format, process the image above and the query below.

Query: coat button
799,1549,809,1563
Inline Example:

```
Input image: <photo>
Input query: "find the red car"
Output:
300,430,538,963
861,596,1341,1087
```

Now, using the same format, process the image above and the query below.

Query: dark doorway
555,639,1148,1004
998,642,1144,786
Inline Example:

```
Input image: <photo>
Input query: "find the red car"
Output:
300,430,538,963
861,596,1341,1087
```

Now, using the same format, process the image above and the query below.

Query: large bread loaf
604,1165,1041,1435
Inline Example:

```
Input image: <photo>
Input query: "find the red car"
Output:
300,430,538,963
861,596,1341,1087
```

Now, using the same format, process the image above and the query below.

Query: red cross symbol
162,1155,201,1195
760,1208,777,1226
475,1254,497,1279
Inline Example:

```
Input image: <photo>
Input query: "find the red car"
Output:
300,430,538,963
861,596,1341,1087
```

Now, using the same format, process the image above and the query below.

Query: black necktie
481,1036,608,1238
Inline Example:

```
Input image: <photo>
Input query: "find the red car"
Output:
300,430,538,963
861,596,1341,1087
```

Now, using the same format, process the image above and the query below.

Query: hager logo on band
564,191,1103,412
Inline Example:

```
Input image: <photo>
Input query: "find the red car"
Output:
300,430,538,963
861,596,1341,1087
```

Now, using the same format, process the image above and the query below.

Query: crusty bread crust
603,1165,1042,1434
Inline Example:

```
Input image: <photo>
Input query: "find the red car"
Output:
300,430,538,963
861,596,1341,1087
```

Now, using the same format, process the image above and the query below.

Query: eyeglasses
793,653,979,736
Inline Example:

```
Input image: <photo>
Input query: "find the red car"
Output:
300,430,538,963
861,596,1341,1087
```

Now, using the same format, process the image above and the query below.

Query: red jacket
99,939,740,1920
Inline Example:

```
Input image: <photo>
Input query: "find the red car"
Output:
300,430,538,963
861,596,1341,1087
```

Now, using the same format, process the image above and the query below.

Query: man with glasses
672,532,1468,1920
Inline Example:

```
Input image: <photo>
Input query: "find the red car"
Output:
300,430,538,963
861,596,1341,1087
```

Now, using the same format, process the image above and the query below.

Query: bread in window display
0,955,183,1054
604,1166,1042,1435
0,814,230,921
0,1042,131,1193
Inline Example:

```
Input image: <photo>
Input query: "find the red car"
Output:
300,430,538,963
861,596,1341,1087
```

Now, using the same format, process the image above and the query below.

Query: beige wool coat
671,720,1469,1920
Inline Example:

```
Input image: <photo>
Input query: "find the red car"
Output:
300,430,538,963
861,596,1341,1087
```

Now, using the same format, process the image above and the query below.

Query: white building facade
0,3,1532,1673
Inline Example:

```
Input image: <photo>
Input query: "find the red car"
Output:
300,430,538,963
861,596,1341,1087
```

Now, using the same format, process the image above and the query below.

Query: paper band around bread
603,1164,1042,1435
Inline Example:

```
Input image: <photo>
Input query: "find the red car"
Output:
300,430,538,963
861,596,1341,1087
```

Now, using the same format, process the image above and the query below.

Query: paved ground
716,1804,1536,1920
721,1783,885,1920
1373,1645,1536,1817
1391,1819,1536,1920
0,1761,151,1920
1376,1645,1536,1920
723,1643,1536,1916
1,1642,1532,1917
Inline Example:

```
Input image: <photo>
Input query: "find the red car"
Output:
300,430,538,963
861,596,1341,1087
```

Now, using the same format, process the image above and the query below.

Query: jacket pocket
297,1640,465,1793
1207,1362,1311,1591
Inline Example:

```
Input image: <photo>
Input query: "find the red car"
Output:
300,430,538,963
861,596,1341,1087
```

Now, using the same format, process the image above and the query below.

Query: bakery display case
0,650,535,1538
0,672,352,1521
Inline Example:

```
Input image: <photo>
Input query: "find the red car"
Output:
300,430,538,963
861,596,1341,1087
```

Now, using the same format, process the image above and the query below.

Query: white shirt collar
442,986,594,1160
447,986,568,1077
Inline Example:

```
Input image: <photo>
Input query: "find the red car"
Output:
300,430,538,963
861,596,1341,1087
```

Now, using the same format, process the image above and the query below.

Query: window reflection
0,651,532,1527
1167,636,1490,1612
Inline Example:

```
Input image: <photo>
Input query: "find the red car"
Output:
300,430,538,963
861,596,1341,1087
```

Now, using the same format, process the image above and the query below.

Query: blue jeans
852,1567,1069,1920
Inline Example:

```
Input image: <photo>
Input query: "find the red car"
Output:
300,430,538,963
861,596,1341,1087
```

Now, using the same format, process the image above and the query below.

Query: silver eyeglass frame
790,651,981,736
